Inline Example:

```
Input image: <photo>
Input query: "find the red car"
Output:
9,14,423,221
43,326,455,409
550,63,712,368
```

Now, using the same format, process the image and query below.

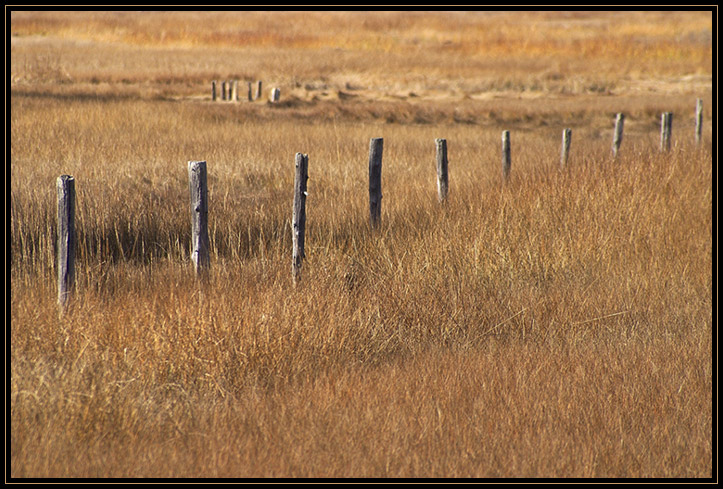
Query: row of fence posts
212,80,281,103
55,101,706,311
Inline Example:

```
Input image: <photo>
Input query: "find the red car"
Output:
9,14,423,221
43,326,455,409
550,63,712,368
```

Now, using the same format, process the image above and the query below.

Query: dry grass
10,10,713,479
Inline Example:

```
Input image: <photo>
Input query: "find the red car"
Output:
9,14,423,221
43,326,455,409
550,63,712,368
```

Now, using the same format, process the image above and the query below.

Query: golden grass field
10,10,713,478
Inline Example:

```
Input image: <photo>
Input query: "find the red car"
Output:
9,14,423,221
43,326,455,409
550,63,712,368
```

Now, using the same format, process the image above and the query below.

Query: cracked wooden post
695,99,703,144
612,113,625,158
188,161,210,279
212,80,217,101
560,128,572,168
57,175,76,312
435,138,449,203
292,153,309,285
501,130,511,181
660,112,673,152
368,138,383,230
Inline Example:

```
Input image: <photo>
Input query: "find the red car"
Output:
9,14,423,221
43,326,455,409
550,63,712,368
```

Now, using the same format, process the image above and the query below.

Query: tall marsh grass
10,10,712,478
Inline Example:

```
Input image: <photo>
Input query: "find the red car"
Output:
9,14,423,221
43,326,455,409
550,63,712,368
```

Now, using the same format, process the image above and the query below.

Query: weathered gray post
560,128,572,168
256,81,263,100
612,113,625,158
660,112,673,152
221,81,227,101
188,161,210,277
248,82,254,101
501,130,511,181
292,153,309,285
696,99,703,144
270,88,281,103
368,138,384,229
435,138,449,203
57,175,76,311
212,81,217,101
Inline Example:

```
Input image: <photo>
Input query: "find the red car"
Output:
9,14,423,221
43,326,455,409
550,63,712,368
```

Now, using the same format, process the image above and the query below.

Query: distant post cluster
211,80,281,103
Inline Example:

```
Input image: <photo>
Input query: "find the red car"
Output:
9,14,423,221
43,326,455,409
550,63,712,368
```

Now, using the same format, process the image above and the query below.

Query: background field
10,10,713,478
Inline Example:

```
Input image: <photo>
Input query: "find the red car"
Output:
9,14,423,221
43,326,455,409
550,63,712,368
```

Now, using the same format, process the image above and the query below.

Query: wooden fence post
188,161,210,278
695,99,703,144
231,80,238,102
612,113,625,158
660,112,673,152
435,138,449,203
292,153,309,284
560,128,572,168
57,175,76,311
256,81,263,100
501,130,511,181
369,137,384,229
212,80,217,101
221,81,227,101
248,82,254,101
270,88,281,102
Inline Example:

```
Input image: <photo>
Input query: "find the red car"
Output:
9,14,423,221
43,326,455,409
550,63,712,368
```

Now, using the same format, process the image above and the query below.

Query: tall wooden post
221,81,227,101
292,153,309,284
695,99,703,144
57,175,76,311
188,161,210,278
231,80,238,101
368,138,384,229
660,112,673,152
248,82,254,101
435,138,449,203
256,81,263,100
501,130,511,181
212,81,217,101
612,113,625,158
560,128,572,168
